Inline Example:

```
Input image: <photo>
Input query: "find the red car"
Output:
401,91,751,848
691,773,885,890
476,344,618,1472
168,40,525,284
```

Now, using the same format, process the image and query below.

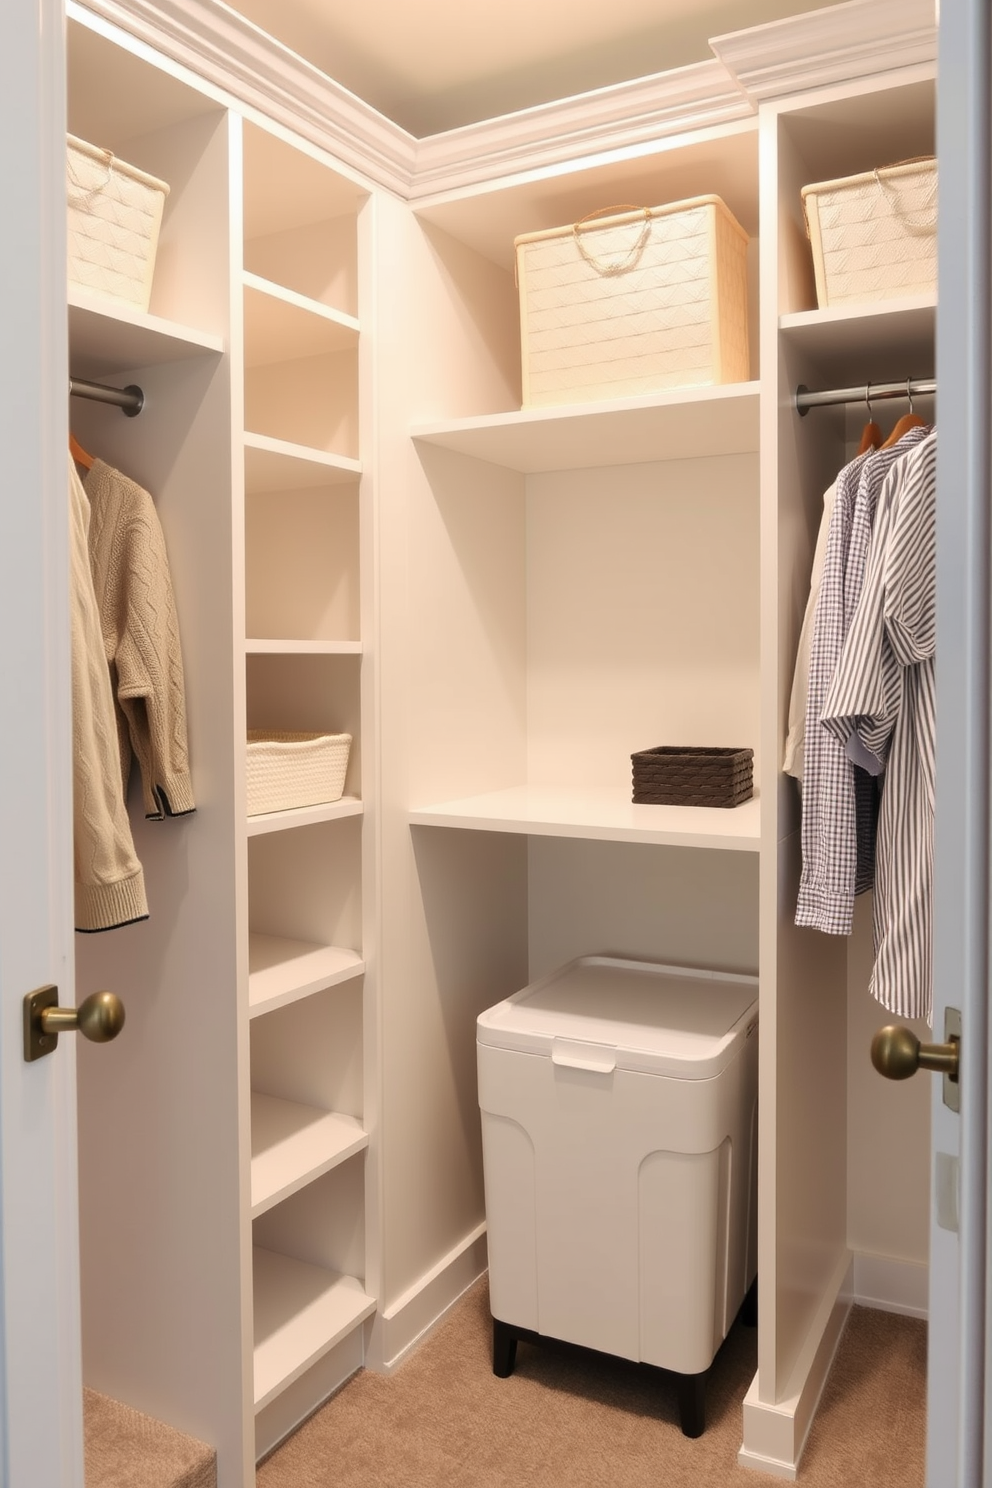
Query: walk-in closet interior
61,0,936,1480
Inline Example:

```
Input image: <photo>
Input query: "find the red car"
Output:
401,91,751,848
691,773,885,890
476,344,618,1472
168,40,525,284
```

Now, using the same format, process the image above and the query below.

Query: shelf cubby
244,275,359,363
242,120,363,318
248,935,364,1019
245,480,361,644
250,1093,367,1217
244,432,361,492
252,1248,374,1412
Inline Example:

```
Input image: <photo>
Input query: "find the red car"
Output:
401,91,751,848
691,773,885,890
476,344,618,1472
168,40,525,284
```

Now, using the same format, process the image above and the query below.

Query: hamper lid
477,955,757,1080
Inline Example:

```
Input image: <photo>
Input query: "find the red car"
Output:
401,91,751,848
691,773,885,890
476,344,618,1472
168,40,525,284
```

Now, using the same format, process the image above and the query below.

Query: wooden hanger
856,384,881,455
857,420,882,454
69,432,93,470
880,380,926,449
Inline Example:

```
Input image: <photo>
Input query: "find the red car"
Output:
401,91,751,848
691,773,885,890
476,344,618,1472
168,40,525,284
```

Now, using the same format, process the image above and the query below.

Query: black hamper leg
492,1319,518,1378
676,1369,708,1438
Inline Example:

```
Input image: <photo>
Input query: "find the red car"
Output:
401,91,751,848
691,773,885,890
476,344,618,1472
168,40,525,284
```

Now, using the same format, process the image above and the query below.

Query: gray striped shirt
821,432,937,1023
795,426,930,934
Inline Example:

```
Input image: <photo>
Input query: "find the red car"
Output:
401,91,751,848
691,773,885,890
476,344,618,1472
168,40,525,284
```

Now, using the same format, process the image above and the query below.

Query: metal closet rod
796,377,936,416
69,377,144,417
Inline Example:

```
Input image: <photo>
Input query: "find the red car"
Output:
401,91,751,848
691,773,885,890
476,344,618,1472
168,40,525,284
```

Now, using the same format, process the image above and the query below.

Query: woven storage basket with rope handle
800,157,936,308
514,195,750,408
631,746,754,808
246,731,352,816
67,133,170,311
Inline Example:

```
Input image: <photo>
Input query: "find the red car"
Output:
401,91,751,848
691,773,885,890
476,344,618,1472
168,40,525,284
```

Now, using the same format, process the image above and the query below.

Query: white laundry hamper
477,955,758,1437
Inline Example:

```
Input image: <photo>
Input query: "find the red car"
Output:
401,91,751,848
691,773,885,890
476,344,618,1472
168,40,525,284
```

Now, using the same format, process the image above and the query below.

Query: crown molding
410,60,752,200
76,0,937,203
74,0,417,196
710,0,937,107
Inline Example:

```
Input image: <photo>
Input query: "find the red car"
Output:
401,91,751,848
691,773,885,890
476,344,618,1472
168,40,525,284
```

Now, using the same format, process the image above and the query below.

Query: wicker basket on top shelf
67,133,170,311
514,195,750,408
801,157,937,308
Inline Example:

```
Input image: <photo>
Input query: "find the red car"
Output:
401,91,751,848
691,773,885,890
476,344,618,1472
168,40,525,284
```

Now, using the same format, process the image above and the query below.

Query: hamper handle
67,145,115,201
872,159,937,236
551,1037,617,1074
572,205,651,277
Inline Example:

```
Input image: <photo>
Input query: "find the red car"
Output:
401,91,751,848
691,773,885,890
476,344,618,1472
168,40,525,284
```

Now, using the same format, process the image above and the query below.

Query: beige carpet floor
257,1279,926,1486
84,1387,216,1488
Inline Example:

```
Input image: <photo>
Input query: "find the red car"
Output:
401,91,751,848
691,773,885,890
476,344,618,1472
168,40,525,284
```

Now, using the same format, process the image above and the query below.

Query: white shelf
248,935,364,1018
68,287,224,378
251,1094,367,1218
410,784,761,851
244,431,361,493
244,273,359,366
411,382,760,474
245,639,363,655
252,1248,375,1411
780,295,936,386
247,797,364,837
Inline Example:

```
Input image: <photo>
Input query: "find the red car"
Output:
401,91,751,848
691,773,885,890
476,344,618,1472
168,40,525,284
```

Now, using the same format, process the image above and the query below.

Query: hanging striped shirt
820,432,937,1024
795,426,929,934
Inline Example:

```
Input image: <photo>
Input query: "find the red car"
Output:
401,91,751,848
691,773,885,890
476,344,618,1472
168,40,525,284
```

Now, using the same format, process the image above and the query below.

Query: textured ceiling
224,0,852,136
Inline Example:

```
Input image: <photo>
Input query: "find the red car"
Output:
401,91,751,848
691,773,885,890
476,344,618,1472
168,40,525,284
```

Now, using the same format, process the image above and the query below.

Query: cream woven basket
67,134,170,311
514,196,750,408
801,157,937,308
246,731,351,816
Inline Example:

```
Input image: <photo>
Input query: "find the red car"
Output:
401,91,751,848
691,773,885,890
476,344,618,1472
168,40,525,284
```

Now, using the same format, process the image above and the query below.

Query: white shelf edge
779,293,937,333
252,1249,375,1412
68,287,225,362
248,936,365,1018
242,271,360,335
410,381,761,472
250,1095,368,1218
412,380,761,440
243,430,362,478
409,785,761,852
245,639,363,655
246,797,364,837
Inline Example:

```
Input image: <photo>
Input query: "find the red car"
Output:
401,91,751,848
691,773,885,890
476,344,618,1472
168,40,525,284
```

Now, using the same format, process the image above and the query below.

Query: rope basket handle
67,145,116,202
872,157,937,236
572,205,652,277
803,157,936,239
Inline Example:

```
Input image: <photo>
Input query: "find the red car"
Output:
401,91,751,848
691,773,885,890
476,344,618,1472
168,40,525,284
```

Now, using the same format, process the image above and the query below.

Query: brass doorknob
24,985,125,1061
41,991,125,1043
871,1024,959,1082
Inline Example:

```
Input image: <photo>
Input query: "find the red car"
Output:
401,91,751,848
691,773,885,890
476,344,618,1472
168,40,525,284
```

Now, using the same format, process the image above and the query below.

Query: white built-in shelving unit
63,1,938,1482
67,6,377,1477
240,114,373,1455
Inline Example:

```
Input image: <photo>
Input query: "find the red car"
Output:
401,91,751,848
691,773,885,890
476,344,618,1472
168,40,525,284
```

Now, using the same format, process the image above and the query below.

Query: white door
0,2,85,1484
928,0,989,1482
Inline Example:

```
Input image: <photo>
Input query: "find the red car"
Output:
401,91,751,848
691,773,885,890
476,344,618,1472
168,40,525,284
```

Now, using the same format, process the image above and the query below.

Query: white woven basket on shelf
246,731,352,816
514,195,750,409
67,133,170,311
801,157,937,308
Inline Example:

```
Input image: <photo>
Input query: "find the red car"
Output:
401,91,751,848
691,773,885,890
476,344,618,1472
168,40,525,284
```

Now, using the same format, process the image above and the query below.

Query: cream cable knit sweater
70,464,149,932
84,459,195,820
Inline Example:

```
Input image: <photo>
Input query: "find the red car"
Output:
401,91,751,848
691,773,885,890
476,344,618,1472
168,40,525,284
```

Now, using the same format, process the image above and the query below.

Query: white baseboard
738,1252,852,1479
851,1252,928,1319
366,1222,489,1373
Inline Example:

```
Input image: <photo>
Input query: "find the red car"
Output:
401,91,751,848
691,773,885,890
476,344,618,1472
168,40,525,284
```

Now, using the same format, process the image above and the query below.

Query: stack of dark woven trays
631,746,754,808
